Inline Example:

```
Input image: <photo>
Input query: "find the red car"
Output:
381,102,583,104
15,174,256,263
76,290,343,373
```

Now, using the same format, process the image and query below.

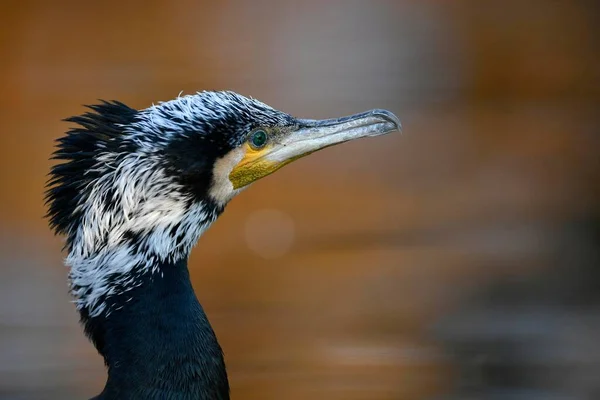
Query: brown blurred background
0,1,599,399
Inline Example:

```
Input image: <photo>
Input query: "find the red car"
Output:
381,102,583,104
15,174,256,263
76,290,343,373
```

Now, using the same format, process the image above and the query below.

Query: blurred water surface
0,1,598,399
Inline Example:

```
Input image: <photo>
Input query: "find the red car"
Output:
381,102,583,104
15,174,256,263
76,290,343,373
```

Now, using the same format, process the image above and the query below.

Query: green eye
249,130,268,149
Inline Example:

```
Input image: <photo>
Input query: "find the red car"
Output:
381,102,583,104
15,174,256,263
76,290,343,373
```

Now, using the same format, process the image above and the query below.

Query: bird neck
85,258,230,400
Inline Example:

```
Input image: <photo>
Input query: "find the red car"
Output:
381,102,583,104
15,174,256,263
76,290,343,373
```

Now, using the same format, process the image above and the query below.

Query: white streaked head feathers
53,91,281,316
46,91,295,316
67,152,218,316
125,91,282,151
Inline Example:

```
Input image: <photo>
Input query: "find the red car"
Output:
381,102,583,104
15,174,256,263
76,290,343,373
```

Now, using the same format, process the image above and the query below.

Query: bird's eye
249,130,268,149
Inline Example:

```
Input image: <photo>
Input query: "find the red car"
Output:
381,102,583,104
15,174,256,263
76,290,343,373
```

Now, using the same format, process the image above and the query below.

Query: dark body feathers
89,260,229,400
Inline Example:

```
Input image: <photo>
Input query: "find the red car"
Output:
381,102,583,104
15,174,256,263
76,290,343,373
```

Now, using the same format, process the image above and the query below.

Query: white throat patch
208,147,246,206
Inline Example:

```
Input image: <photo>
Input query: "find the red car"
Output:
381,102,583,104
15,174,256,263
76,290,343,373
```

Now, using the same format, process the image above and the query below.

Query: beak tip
370,109,402,133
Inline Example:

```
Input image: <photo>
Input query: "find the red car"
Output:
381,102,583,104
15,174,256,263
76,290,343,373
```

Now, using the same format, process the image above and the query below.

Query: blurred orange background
0,1,599,399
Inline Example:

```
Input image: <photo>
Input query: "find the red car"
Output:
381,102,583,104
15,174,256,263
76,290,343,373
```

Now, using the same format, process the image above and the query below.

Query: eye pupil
251,130,268,148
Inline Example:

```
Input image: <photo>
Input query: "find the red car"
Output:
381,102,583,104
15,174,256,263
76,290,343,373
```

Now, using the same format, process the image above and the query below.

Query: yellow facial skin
228,142,293,189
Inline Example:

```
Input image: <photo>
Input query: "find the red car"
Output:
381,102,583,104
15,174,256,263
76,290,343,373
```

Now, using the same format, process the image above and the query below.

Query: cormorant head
46,91,400,316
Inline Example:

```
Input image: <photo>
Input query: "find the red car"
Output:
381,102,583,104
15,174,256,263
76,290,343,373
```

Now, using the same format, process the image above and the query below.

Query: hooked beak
272,109,401,162
228,109,401,189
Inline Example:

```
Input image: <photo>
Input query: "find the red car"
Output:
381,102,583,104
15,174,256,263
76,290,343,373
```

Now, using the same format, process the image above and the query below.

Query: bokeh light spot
244,209,295,259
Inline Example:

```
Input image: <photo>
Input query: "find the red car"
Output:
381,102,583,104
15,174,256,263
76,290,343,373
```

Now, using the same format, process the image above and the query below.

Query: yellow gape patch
228,143,290,189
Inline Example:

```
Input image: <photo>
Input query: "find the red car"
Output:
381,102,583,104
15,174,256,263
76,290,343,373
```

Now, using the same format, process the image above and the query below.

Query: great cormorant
45,91,401,399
